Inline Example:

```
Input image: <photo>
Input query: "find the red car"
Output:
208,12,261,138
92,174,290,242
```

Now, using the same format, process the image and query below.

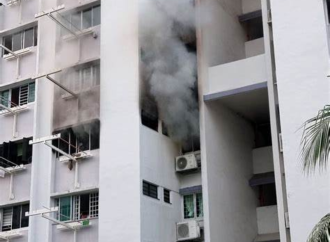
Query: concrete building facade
0,0,329,242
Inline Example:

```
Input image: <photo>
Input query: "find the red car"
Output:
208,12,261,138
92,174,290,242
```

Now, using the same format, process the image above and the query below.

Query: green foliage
307,214,330,242
301,105,330,173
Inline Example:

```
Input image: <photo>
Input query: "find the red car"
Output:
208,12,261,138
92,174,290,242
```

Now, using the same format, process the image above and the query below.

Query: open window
1,26,37,56
0,137,33,167
239,11,264,41
0,81,35,110
52,119,100,155
55,192,99,222
1,203,29,232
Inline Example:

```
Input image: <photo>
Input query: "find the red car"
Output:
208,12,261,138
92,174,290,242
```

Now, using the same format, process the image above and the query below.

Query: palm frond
307,214,330,242
300,105,330,174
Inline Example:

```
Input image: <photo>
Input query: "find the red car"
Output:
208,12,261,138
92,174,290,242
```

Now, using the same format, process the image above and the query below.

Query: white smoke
139,0,199,143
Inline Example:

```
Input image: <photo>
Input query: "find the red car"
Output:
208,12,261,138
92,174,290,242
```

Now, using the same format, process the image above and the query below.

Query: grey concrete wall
202,102,258,242
271,0,330,241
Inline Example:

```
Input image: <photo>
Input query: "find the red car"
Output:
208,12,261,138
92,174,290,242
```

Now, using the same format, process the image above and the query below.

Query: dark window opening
254,123,272,148
327,0,330,23
141,97,159,132
1,203,29,232
80,194,90,219
182,136,200,154
258,183,277,207
11,87,19,107
0,137,33,167
3,36,12,55
242,16,264,41
164,189,171,204
143,181,158,199
52,120,100,155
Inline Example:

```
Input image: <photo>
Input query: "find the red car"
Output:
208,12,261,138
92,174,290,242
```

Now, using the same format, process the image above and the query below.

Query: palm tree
301,105,330,242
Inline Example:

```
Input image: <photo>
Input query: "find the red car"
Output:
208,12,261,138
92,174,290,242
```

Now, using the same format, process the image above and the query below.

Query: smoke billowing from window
140,0,200,144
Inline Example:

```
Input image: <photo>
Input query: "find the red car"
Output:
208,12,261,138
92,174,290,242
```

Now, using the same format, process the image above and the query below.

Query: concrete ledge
204,82,267,102
179,185,202,195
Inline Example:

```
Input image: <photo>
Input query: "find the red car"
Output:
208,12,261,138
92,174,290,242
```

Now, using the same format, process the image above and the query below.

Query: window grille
19,85,29,105
74,195,80,221
183,195,194,219
196,193,203,218
164,189,171,204
90,193,99,218
143,181,158,199
1,204,29,232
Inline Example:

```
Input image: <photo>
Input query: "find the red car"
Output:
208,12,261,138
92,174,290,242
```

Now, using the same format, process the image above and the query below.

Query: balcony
206,54,267,101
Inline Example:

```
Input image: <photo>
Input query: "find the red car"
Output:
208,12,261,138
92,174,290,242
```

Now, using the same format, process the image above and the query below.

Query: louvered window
143,181,158,199
1,204,29,232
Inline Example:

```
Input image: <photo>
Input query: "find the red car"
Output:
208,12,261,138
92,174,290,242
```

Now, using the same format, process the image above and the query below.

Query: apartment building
0,0,329,242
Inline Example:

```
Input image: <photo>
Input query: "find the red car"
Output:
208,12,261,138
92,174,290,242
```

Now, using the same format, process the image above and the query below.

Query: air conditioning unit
176,153,198,172
177,220,200,241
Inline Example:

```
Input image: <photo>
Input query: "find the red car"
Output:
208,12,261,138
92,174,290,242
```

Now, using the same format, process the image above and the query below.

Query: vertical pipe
13,114,17,138
73,229,77,242
9,174,14,200
74,161,79,189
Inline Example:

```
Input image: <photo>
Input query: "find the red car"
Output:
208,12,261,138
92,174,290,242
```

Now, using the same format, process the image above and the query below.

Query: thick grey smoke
140,0,200,143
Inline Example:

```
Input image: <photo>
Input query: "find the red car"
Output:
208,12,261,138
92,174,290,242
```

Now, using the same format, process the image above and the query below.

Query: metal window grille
19,85,29,106
2,208,13,231
164,189,171,204
196,193,203,218
183,195,194,219
143,181,158,199
89,193,99,218
74,195,80,221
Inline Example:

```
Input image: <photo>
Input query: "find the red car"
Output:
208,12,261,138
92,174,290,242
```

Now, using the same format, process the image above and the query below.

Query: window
56,192,99,222
143,181,158,199
1,203,29,232
2,26,38,56
52,120,100,155
64,63,100,93
62,5,101,34
141,97,159,132
258,184,277,207
0,81,36,109
183,193,203,219
164,189,171,204
0,137,33,167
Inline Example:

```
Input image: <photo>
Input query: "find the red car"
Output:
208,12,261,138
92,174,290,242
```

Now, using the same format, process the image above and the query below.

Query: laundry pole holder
32,69,78,98
26,207,91,242
0,156,27,200
30,134,92,189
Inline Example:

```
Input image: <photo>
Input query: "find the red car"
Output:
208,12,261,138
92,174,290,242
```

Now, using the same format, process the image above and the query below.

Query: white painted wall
271,0,330,241
245,38,265,58
0,164,31,206
54,150,99,193
242,0,261,14
204,0,246,67
141,126,182,242
208,54,267,94
253,146,274,174
202,102,258,242
257,205,279,235
99,1,141,242
0,104,34,143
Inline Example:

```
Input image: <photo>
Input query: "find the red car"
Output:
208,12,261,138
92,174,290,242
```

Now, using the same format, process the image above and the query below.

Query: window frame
142,181,159,200
0,81,36,108
2,26,37,56
55,192,99,222
183,193,203,220
0,203,30,232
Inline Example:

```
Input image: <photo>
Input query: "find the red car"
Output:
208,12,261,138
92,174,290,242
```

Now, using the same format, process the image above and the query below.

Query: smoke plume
139,0,200,144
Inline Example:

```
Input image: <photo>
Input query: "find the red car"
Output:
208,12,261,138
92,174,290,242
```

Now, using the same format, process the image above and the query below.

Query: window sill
3,47,33,61
0,104,29,116
0,228,27,239
56,219,94,230
62,26,99,41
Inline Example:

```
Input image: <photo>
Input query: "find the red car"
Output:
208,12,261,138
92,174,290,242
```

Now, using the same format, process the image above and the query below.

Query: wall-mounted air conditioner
176,220,200,241
175,153,199,172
